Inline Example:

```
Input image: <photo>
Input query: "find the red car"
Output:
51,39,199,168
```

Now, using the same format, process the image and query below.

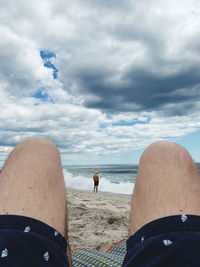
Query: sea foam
63,170,134,195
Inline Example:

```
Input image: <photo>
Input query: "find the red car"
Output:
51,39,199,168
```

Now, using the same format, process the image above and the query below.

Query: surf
63,170,134,195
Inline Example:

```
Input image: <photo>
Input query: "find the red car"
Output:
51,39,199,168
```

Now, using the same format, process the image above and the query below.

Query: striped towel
71,239,127,266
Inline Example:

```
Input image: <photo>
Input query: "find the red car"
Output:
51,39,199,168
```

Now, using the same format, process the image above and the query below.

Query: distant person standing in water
93,170,99,193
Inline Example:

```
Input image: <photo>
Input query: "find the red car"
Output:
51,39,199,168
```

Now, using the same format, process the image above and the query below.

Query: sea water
63,164,137,195
63,163,200,195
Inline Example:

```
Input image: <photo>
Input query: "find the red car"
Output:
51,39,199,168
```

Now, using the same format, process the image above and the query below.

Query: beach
66,189,131,252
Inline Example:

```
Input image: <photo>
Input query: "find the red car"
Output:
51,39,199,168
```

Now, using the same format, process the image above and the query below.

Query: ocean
63,163,200,195
63,164,137,195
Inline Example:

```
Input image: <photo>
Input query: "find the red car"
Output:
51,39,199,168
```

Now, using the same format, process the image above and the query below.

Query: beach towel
71,239,126,266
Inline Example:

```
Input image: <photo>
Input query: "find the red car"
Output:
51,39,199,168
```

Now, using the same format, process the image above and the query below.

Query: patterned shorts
0,215,69,266
123,214,200,266
2,214,200,266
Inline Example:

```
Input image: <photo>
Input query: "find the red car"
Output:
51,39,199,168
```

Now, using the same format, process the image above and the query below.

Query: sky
1,0,200,166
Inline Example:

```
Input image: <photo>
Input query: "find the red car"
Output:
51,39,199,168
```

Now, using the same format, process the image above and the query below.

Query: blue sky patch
40,50,58,79
99,117,151,130
40,51,56,59
112,117,151,127
33,88,48,101
117,135,130,139
99,123,107,129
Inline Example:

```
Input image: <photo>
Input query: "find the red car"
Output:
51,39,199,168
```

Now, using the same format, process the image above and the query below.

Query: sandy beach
66,189,131,252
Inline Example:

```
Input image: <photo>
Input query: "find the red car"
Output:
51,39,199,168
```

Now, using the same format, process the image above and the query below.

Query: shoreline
67,187,132,197
66,188,131,251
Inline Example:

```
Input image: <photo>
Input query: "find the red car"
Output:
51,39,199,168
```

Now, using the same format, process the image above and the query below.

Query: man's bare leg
130,141,200,236
0,138,66,236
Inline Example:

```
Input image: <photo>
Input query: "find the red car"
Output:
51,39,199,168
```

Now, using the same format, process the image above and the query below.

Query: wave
63,170,134,195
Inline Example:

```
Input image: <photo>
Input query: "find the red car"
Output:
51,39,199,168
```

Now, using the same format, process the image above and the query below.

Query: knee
12,137,60,162
1,138,63,188
140,141,191,166
17,137,58,152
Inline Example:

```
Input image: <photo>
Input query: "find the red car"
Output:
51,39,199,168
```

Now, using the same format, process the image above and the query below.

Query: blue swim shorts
0,215,69,266
123,214,200,266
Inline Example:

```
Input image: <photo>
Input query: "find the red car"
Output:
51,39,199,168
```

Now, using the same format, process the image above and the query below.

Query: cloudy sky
1,0,200,165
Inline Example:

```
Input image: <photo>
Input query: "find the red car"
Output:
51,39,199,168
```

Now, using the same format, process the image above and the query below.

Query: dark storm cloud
71,65,200,114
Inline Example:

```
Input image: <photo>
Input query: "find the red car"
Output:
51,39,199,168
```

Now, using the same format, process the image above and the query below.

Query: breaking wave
63,170,134,195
